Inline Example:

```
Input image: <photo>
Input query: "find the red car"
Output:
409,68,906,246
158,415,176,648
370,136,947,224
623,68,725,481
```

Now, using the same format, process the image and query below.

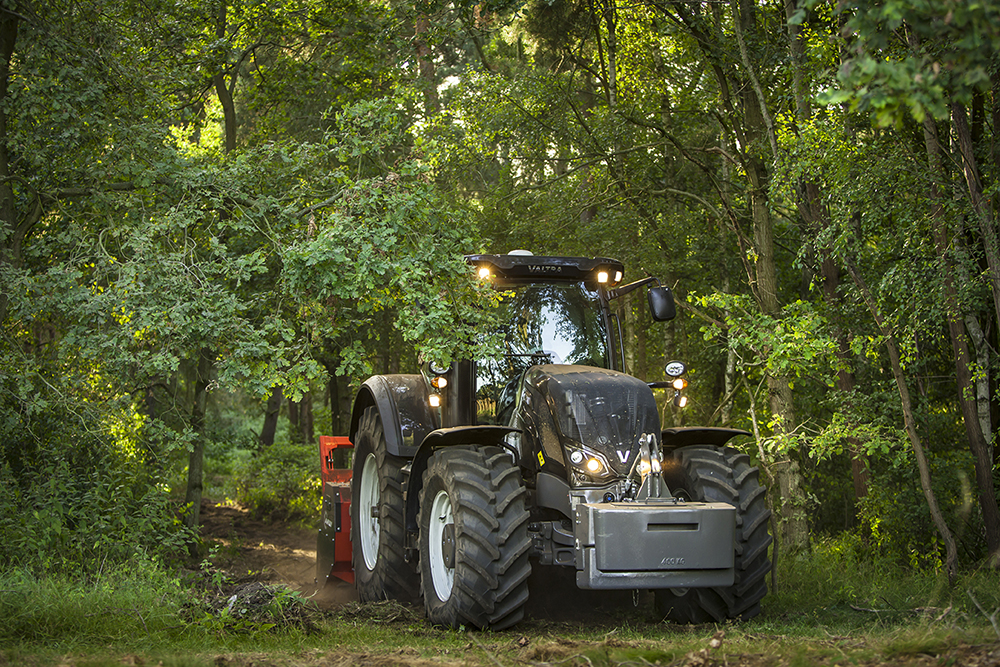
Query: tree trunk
259,384,283,450
963,312,993,442
214,3,237,152
0,9,19,324
748,151,810,553
288,394,300,442
290,391,314,445
953,103,1000,338
845,259,959,582
414,15,439,115
926,114,1000,564
184,348,213,541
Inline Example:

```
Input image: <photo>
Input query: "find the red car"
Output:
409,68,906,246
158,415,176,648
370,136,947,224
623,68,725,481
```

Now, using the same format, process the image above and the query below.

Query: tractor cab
445,252,676,430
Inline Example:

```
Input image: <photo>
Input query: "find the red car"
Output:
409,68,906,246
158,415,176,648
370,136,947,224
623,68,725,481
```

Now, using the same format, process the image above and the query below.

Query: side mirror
648,286,676,322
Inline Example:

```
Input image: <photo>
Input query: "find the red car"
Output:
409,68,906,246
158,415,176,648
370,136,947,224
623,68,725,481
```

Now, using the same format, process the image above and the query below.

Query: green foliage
0,374,192,573
821,0,1000,125
696,293,839,385
231,440,321,522
812,410,906,463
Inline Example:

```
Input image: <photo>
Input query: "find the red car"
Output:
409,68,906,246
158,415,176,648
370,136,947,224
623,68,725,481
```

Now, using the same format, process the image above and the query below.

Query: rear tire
656,445,772,623
419,447,531,630
351,406,420,602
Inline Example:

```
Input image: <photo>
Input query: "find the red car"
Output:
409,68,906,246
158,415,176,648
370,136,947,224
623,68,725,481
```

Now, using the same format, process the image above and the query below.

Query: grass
1,541,998,667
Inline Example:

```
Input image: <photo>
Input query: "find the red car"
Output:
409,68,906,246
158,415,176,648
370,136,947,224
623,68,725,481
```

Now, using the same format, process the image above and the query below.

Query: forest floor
190,500,1000,667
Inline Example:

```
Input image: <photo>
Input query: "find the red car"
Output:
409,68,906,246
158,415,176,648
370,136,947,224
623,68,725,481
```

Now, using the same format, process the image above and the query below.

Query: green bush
771,532,1000,626
0,455,191,573
858,447,984,568
231,439,321,522
0,385,192,574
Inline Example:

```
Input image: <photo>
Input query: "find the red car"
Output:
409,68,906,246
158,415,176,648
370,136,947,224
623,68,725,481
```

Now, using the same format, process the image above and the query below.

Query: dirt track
198,500,360,609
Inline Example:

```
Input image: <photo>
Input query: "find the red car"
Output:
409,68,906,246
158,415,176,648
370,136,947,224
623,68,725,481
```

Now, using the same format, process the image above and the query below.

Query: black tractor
317,252,772,629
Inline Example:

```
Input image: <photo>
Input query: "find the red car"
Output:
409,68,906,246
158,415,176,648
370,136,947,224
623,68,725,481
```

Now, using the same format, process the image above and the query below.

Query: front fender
404,425,520,538
660,427,751,450
350,375,438,458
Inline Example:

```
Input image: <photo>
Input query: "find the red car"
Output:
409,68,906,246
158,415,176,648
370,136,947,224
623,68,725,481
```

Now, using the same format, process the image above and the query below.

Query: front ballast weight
316,252,773,629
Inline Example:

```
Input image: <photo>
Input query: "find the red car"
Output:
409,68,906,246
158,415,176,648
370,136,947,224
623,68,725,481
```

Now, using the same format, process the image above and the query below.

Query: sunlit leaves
820,0,1000,125
694,292,840,386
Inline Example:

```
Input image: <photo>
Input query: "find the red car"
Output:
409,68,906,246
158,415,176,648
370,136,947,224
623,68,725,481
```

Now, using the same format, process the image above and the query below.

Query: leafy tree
817,0,1000,567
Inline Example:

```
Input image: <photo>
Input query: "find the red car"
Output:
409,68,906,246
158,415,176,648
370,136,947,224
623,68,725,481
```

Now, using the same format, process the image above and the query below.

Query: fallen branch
967,590,1000,640
849,604,949,616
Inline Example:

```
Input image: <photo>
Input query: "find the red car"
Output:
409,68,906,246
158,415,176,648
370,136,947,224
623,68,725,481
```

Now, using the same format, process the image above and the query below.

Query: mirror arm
608,276,660,300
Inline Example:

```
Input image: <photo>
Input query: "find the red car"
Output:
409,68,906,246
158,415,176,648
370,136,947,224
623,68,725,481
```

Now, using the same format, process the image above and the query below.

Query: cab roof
466,253,624,284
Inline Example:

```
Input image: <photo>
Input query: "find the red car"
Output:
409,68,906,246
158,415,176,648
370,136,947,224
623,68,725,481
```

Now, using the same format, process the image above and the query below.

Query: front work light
597,271,609,284
429,394,441,407
478,266,491,280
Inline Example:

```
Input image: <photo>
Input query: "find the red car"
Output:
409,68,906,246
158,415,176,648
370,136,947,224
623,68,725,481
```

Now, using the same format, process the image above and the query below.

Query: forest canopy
1,0,998,577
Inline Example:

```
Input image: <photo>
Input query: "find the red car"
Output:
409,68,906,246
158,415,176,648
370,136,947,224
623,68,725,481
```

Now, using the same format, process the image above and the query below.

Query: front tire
656,445,772,623
351,406,420,602
418,447,531,630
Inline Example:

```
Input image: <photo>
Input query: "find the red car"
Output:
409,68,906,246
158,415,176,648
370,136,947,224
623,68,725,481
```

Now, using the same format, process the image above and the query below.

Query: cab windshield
476,282,609,424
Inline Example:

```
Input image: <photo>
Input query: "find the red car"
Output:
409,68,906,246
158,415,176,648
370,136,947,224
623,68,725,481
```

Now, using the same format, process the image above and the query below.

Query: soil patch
197,499,358,608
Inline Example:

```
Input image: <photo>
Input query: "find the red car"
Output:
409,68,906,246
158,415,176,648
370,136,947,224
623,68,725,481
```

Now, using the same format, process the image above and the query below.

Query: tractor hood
521,365,661,479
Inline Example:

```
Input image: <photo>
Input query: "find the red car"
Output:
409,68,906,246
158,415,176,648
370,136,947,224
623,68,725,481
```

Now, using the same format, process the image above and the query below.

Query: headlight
565,445,612,482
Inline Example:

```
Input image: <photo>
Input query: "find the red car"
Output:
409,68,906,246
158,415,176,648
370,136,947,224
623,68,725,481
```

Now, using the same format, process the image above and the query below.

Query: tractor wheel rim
428,489,455,601
359,453,380,571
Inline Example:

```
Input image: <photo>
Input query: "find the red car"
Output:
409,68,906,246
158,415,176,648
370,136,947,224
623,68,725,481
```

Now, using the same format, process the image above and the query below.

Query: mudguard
349,375,438,458
660,427,751,449
403,425,520,543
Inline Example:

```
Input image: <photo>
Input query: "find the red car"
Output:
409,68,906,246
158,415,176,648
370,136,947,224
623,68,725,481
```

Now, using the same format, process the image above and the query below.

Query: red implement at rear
317,436,354,585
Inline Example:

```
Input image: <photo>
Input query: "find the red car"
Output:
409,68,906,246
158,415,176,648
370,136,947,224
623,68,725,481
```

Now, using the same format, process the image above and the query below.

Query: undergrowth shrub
774,532,917,610
0,391,192,574
231,439,320,522
859,448,985,568
771,531,1000,623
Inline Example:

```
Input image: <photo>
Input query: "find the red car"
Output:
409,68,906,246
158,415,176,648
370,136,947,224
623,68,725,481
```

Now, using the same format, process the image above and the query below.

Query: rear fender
350,375,438,458
403,426,520,540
